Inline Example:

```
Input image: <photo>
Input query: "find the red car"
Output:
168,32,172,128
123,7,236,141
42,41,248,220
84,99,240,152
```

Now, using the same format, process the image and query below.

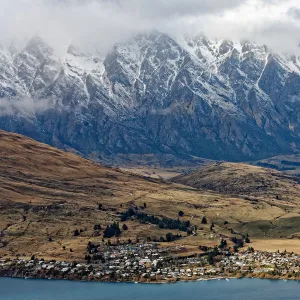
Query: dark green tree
208,252,214,265
166,232,175,242
178,211,184,217
159,236,165,242
201,216,207,224
219,239,227,249
103,222,121,238
94,224,101,230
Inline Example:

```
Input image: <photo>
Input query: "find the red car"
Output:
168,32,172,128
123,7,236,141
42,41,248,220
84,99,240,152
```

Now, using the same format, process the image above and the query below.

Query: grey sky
0,0,299,54
288,7,300,19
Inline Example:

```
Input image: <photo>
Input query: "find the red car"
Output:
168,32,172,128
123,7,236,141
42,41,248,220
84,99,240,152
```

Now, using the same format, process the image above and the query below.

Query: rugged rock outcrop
1,32,300,163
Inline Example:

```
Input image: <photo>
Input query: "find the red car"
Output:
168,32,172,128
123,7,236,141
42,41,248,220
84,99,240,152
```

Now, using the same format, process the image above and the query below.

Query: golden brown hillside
3,131,300,259
0,129,161,205
0,130,186,259
173,162,300,200
0,130,219,260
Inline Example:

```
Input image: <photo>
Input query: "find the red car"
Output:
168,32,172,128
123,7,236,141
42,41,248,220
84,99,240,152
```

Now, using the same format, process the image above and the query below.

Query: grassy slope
173,162,300,197
1,131,300,260
173,162,300,240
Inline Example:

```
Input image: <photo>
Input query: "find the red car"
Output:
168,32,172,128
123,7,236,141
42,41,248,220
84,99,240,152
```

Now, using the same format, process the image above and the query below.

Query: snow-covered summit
1,32,300,162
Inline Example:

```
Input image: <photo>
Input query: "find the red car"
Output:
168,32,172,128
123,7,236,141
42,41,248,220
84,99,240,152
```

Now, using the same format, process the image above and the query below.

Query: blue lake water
1,278,300,300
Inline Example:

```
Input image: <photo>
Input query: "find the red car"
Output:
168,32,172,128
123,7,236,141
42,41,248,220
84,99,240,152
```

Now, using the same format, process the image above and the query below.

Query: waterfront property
1,242,300,282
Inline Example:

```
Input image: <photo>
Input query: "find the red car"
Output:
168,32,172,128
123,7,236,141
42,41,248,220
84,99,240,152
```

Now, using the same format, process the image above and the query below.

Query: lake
1,278,300,300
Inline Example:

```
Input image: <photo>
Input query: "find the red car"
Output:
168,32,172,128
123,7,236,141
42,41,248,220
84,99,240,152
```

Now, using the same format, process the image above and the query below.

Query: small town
1,243,300,283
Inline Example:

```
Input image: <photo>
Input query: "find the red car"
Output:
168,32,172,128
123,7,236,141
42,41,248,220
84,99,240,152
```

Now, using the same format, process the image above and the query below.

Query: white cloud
288,7,300,19
0,97,52,116
0,0,299,54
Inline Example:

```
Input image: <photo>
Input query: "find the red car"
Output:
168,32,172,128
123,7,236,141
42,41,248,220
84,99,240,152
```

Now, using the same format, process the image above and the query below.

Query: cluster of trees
87,241,99,254
199,245,209,252
218,239,227,249
120,208,135,221
203,237,253,265
74,229,82,236
208,247,220,265
73,228,86,236
281,167,296,171
257,162,296,171
247,246,254,253
157,217,191,232
230,236,246,251
227,230,251,251
86,241,106,263
91,222,127,238
120,208,191,232
93,224,102,236
257,162,279,169
103,222,121,238
158,232,182,242
244,234,251,243
85,250,105,263
281,160,300,166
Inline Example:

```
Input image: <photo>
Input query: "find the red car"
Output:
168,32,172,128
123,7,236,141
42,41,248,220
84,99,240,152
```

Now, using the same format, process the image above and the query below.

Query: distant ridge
173,162,300,197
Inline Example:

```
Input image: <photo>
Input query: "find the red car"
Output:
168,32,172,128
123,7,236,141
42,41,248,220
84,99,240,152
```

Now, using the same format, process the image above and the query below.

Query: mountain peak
0,32,300,163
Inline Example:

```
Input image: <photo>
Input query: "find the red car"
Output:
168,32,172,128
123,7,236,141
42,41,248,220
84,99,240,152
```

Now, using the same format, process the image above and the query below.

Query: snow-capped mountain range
1,32,300,163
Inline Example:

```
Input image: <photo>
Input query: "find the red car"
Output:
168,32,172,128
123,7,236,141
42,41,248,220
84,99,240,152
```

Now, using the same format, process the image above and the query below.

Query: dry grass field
248,239,300,253
173,162,300,198
120,167,181,180
2,130,300,261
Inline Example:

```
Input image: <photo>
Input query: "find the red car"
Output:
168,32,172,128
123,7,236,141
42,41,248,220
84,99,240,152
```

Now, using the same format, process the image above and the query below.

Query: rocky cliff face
1,32,300,163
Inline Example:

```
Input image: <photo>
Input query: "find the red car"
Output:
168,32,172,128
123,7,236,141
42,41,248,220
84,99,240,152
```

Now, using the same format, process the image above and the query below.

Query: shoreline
0,272,297,285
2,249,300,284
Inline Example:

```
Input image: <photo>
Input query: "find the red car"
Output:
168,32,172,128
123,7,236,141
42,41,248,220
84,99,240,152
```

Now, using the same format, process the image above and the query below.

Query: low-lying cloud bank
0,97,52,116
0,0,299,55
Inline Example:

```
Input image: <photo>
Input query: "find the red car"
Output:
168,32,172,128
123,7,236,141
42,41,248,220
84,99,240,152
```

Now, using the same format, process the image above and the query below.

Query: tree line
120,208,191,232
